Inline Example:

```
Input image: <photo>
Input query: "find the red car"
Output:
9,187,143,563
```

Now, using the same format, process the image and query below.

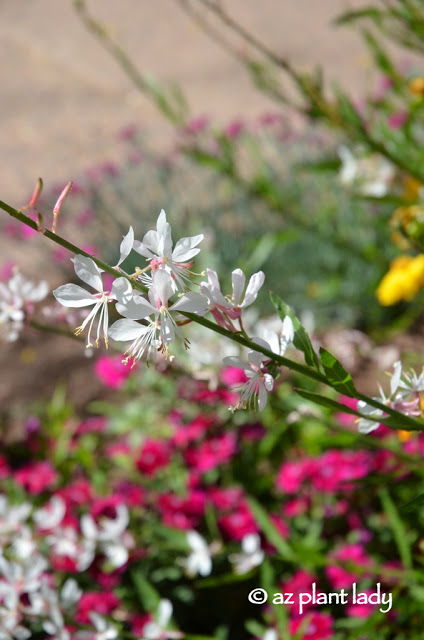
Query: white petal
157,599,172,627
187,530,207,552
53,284,97,308
152,270,175,306
263,373,274,392
206,268,221,290
115,226,134,267
110,277,133,304
170,291,208,315
241,271,265,307
248,350,265,369
390,360,402,397
116,295,156,320
242,534,260,554
222,355,249,371
172,234,204,262
338,145,357,184
108,318,146,342
73,255,103,292
231,269,246,306
257,382,269,411
198,554,212,576
280,316,294,353
132,239,155,260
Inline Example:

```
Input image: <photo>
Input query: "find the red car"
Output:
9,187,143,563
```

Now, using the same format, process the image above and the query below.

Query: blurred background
0,0,366,204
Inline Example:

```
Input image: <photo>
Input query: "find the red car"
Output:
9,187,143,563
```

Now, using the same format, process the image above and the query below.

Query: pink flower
91,494,125,521
94,354,135,389
310,450,371,493
14,461,58,494
219,501,258,540
172,415,214,447
208,486,244,510
281,570,317,616
283,497,310,517
116,482,145,507
335,395,358,426
326,543,373,590
388,110,408,129
276,458,316,493
346,589,378,618
221,365,248,387
136,439,170,475
0,454,10,479
76,416,107,435
185,433,236,472
76,591,120,624
223,118,245,139
158,490,206,530
57,479,93,506
181,115,210,136
289,611,333,639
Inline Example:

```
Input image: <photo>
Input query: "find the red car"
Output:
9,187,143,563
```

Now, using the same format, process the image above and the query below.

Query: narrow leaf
248,497,296,562
320,347,357,397
379,488,413,570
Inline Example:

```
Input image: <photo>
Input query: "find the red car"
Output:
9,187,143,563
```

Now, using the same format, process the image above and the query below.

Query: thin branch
1,198,423,431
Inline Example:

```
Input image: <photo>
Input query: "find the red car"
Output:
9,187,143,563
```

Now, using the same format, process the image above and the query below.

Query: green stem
1,198,423,430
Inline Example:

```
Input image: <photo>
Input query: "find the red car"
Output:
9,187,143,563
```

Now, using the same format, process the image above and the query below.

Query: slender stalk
1,198,422,430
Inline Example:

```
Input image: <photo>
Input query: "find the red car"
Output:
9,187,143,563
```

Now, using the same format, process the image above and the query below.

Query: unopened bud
20,177,43,211
52,181,73,233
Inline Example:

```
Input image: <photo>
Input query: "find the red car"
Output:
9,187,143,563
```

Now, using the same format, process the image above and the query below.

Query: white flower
53,255,132,348
142,599,183,640
357,359,422,433
181,530,212,577
200,268,265,328
109,270,208,363
75,613,118,640
223,350,274,412
81,504,132,569
115,226,134,268
133,209,203,290
229,534,264,574
45,526,95,571
338,145,394,197
0,269,48,342
258,317,294,356
33,496,66,530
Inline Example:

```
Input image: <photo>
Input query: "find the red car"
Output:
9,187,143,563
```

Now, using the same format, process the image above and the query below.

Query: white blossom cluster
53,210,295,411
0,493,134,640
0,269,48,342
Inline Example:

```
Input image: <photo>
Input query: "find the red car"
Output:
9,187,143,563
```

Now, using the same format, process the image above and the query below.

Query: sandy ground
0,0,368,206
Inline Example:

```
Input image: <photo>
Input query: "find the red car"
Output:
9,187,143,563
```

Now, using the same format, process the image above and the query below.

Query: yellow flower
409,76,424,96
376,254,424,305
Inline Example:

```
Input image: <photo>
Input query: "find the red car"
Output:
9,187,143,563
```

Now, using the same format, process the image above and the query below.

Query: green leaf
379,488,413,570
400,492,424,513
130,570,160,611
334,7,383,26
270,292,320,370
294,388,362,416
319,347,357,397
247,497,296,562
